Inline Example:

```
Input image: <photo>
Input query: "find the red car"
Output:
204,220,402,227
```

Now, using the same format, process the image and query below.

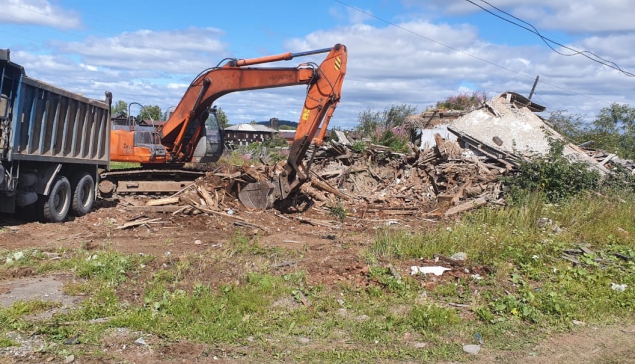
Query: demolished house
125,92,633,224
447,92,609,173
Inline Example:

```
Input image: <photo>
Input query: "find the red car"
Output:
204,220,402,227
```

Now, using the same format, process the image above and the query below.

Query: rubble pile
583,148,635,173
122,91,634,221
123,132,508,220
297,135,506,217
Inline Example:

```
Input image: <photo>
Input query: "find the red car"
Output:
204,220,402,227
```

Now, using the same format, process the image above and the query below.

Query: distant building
111,113,162,128
223,123,278,146
111,112,130,126
279,130,296,143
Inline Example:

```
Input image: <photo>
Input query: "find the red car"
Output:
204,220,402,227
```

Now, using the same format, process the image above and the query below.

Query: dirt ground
1,198,635,363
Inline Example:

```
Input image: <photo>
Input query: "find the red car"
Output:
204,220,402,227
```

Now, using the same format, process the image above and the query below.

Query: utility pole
528,75,539,100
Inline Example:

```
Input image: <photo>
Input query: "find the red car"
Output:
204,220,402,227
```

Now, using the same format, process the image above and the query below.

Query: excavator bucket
238,181,276,210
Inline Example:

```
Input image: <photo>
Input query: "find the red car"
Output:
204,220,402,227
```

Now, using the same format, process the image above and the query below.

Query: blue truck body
0,49,111,221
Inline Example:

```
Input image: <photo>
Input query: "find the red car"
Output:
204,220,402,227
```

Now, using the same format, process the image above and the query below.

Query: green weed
409,304,461,332
0,337,18,348
327,202,347,222
109,162,140,170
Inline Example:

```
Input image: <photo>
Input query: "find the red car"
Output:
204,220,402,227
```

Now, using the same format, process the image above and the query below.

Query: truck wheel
71,172,95,216
39,176,71,223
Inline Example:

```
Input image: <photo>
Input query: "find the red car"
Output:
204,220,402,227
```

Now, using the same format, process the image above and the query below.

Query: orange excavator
105,44,347,209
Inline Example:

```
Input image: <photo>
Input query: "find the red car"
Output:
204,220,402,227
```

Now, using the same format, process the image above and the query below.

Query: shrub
505,139,601,203
434,91,486,111
355,104,416,152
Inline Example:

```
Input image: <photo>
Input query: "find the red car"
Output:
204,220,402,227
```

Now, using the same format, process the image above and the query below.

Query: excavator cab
191,106,223,163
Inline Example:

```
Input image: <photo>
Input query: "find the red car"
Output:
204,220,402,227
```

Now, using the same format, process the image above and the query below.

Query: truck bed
1,56,111,165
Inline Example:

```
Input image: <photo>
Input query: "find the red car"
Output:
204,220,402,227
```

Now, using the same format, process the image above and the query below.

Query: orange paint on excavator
109,44,347,208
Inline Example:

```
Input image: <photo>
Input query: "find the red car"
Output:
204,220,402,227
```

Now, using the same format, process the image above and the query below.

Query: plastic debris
611,283,627,292
63,335,80,345
475,332,483,345
134,337,148,346
411,266,451,276
463,344,481,355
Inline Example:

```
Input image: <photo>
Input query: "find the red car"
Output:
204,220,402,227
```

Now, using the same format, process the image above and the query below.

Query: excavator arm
159,44,347,162
158,44,347,209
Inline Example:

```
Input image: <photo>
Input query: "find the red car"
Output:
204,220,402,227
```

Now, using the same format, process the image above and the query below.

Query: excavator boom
159,44,346,165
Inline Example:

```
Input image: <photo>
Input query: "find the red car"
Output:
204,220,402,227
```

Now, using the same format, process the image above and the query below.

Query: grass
1,190,635,361
109,161,140,170
368,190,635,328
0,337,18,349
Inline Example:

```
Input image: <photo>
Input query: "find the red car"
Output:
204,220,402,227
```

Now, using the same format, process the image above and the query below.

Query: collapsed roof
447,91,609,174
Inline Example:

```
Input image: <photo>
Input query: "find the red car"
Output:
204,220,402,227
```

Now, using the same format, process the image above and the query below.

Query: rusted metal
100,168,206,194
238,180,276,209
116,180,192,193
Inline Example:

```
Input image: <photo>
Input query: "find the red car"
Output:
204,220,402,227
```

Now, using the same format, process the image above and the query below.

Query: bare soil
1,198,634,363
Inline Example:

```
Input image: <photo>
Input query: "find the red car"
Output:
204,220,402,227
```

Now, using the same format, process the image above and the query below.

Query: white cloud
8,15,635,131
408,0,635,33
55,27,229,73
282,19,634,127
167,83,188,90
0,0,81,29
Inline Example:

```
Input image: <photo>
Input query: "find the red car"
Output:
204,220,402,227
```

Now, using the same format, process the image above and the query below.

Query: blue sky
2,0,634,127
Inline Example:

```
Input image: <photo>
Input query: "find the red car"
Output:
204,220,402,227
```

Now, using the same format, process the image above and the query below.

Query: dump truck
0,49,112,222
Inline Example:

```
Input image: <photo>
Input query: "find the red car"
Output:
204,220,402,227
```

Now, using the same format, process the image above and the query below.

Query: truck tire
71,172,95,216
39,176,71,223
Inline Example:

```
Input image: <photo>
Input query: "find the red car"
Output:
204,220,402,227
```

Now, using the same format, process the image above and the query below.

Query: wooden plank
310,178,350,200
196,185,218,210
115,217,162,230
444,197,487,216
125,205,183,213
145,196,179,206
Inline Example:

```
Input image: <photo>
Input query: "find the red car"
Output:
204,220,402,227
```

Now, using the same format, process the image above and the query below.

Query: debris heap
126,132,508,220
124,91,634,220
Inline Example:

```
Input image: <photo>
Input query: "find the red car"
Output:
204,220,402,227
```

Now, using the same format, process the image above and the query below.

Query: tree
111,100,127,116
355,104,416,152
356,104,416,138
592,103,635,158
548,110,587,144
547,104,635,160
216,107,229,128
137,105,162,121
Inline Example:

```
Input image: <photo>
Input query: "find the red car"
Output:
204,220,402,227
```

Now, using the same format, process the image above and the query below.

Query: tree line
353,91,635,161
111,100,229,128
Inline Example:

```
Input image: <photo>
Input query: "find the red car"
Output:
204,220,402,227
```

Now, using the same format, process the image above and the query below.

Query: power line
333,0,611,105
466,0,635,77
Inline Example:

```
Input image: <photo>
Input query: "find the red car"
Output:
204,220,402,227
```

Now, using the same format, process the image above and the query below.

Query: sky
1,0,634,128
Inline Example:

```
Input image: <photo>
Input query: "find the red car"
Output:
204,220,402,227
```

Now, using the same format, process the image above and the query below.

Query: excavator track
99,168,206,195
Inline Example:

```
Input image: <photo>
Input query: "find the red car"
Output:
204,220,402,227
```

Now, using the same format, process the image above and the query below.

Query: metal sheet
2,58,111,164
